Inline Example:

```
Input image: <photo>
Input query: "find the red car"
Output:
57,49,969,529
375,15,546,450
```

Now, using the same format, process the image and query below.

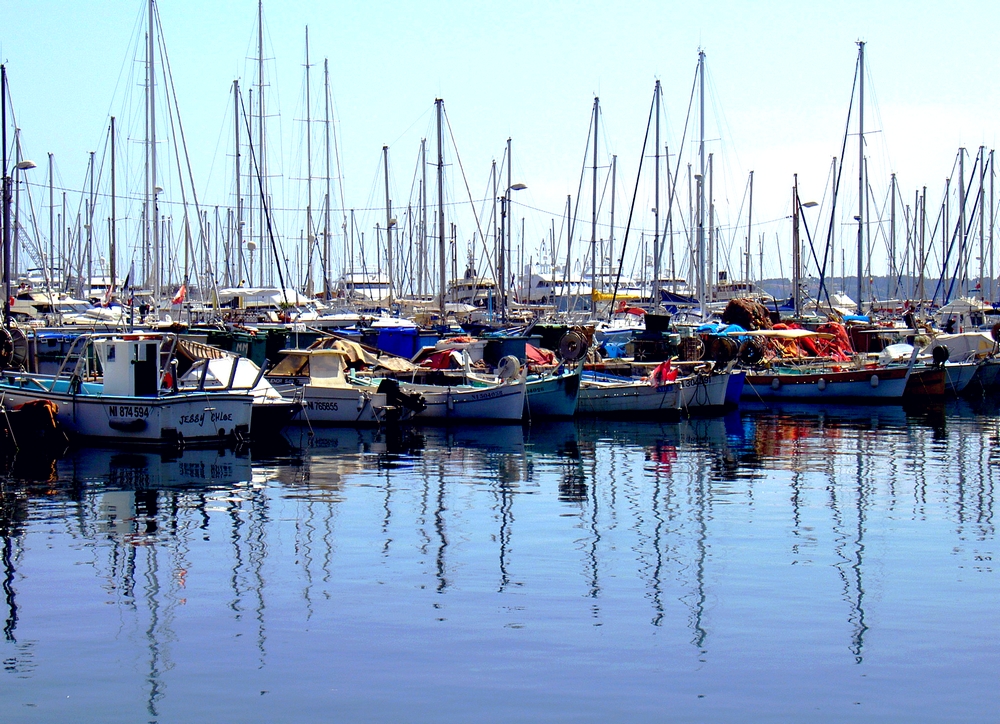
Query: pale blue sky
3,0,999,286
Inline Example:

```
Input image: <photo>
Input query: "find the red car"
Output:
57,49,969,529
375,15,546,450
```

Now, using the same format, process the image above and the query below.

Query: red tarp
525,344,556,365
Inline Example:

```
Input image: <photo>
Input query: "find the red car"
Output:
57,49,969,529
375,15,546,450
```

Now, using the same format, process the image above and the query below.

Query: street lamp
499,182,527,323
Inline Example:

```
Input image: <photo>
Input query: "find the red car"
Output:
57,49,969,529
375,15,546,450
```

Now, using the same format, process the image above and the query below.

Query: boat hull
0,376,253,445
292,386,395,426
406,379,526,422
680,370,732,411
524,365,582,418
942,361,979,395
744,366,911,401
578,379,681,417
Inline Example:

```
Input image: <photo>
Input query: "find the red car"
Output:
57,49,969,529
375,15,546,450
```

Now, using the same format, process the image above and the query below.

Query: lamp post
3,159,36,327
498,182,526,323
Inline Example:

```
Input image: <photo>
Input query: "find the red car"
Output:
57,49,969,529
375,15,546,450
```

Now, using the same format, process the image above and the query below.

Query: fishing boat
577,368,682,417
741,347,945,402
174,339,300,433
398,361,527,422
268,347,425,426
0,333,253,445
523,361,583,418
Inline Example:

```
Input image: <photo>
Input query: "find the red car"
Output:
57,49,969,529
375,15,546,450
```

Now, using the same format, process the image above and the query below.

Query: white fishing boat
268,347,424,426
175,340,300,433
399,363,527,422
0,333,253,445
679,365,737,411
578,370,683,417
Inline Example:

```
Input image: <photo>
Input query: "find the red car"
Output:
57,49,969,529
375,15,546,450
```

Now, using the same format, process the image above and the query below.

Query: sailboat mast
383,144,392,305
959,148,966,297
708,152,714,302
591,96,599,298
436,98,446,316
991,151,995,301
48,152,54,284
943,177,950,303
979,146,985,297
609,154,616,291
149,0,159,303
505,136,512,321
856,40,864,313
666,146,675,289
257,0,266,285
323,58,332,300
421,138,427,296
890,172,896,289
792,174,801,317
746,170,754,283
234,80,243,284
697,50,706,319
653,81,661,312
304,26,314,295
87,150,95,300
110,117,116,288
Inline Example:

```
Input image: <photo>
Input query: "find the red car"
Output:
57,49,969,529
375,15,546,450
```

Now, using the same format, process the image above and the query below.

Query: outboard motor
931,345,950,367
377,377,427,415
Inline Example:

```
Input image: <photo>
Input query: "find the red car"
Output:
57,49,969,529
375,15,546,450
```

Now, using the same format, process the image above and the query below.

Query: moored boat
268,348,424,426
0,333,253,445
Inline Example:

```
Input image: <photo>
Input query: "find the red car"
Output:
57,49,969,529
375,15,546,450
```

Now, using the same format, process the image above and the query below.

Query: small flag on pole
171,283,187,305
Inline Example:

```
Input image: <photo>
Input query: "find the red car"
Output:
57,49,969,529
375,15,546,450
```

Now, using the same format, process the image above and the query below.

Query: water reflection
0,404,997,721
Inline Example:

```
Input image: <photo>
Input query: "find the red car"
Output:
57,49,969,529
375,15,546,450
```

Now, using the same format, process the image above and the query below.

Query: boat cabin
94,335,172,397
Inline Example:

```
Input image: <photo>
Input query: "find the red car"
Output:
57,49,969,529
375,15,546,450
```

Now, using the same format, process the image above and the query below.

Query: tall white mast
591,96,598,299
856,40,865,312
697,50,706,319
257,0,266,285
653,81,661,311
149,0,160,302
436,99,446,316
234,80,243,284
304,26,314,296
383,145,392,305
420,137,427,296
323,58,332,300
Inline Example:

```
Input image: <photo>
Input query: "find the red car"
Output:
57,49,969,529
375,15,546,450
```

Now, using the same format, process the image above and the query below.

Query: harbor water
1,402,998,722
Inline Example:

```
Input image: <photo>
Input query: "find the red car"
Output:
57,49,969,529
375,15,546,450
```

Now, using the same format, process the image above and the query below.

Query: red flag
171,284,187,305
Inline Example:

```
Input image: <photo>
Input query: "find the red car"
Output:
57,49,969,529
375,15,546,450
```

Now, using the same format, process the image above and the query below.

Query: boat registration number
306,401,339,411
108,405,151,419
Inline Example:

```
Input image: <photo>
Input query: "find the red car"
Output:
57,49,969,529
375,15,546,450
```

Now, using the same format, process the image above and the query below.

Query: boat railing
49,333,94,393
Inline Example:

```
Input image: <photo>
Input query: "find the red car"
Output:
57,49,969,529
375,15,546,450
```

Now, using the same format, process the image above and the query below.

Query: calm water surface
1,402,998,722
